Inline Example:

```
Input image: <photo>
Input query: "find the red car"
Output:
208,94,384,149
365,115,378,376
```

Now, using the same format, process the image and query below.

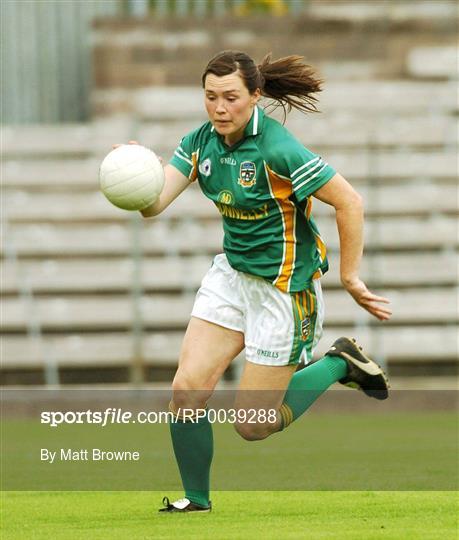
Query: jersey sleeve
273,137,336,201
169,131,198,181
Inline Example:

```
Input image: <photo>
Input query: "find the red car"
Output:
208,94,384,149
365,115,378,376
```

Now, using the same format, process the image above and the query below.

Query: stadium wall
90,5,457,117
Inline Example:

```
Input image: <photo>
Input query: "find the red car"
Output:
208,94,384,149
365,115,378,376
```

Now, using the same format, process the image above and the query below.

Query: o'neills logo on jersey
238,161,256,187
220,157,237,166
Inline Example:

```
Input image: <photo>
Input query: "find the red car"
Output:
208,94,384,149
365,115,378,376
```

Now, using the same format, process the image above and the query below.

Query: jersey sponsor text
215,202,269,220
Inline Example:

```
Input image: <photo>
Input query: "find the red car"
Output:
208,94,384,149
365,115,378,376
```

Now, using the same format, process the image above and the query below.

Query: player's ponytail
257,53,323,115
202,50,323,118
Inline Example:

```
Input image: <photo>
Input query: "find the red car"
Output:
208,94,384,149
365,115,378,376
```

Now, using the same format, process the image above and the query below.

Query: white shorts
191,254,324,366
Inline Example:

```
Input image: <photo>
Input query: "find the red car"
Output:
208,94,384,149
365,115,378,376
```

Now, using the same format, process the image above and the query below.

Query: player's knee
172,368,210,392
171,370,211,410
171,371,192,393
233,421,273,441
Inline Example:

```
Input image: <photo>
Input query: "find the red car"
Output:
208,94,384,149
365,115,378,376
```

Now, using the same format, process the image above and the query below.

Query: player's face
204,72,260,146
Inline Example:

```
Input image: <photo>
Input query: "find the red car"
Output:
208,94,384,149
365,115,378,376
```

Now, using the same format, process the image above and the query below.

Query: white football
99,145,165,211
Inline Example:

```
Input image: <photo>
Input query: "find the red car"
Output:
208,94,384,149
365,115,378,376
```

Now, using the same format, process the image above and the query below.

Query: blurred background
1,0,458,388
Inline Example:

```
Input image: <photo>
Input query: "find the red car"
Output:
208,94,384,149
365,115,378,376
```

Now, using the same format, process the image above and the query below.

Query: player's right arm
141,125,204,217
111,140,192,218
140,164,189,218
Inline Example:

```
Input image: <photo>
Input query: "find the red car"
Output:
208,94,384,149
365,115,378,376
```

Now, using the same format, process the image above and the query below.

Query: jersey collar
243,105,264,138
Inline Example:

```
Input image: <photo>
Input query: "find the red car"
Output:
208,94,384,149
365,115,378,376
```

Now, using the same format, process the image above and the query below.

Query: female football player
126,50,391,512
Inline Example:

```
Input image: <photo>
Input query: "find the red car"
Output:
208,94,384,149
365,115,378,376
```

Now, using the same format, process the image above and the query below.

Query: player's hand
342,277,392,321
112,140,140,149
111,141,163,164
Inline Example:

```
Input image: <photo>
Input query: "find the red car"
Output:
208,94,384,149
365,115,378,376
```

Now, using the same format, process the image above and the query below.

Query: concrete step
1,251,457,293
0,256,210,293
2,287,456,331
326,150,457,180
407,46,458,80
307,1,458,24
133,82,458,121
140,115,457,150
0,120,132,158
2,159,102,187
285,115,457,149
2,114,455,161
3,150,456,188
2,325,457,369
3,216,456,256
3,182,457,223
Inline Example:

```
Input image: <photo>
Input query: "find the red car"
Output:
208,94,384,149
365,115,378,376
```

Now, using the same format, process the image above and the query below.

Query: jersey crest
238,161,256,187
301,317,310,341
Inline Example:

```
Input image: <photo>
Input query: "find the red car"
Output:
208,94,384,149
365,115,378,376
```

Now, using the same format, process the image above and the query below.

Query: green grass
3,412,457,491
1,491,457,539
2,411,457,538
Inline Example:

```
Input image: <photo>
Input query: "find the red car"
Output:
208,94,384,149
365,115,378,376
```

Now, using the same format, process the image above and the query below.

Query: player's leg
233,278,347,440
233,357,352,441
164,316,244,513
171,254,246,414
276,281,388,431
276,337,389,432
171,316,243,411
233,362,296,440
162,255,247,512
233,277,387,440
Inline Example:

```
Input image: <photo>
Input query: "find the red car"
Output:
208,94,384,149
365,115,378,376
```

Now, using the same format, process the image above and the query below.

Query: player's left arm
112,141,190,218
313,173,392,321
140,163,190,218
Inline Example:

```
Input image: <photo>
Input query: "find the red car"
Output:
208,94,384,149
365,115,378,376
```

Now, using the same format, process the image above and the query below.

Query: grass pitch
3,412,456,491
1,490,457,539
2,411,457,538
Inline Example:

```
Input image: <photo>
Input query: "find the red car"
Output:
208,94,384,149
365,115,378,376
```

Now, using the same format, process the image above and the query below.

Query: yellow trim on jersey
295,292,304,322
304,195,326,270
307,289,315,314
265,164,296,293
302,290,308,318
314,232,327,263
190,150,199,182
305,197,313,219
292,290,311,343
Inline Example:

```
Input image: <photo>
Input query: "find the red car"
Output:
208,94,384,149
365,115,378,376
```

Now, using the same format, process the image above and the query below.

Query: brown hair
202,50,323,117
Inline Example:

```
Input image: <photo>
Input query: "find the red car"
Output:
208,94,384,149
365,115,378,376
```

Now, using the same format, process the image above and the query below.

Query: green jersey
169,106,336,293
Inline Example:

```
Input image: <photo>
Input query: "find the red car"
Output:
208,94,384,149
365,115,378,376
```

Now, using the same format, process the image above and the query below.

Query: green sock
170,410,213,507
279,355,348,430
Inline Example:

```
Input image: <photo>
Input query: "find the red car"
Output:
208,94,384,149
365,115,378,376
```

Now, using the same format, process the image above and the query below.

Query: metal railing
2,219,60,386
